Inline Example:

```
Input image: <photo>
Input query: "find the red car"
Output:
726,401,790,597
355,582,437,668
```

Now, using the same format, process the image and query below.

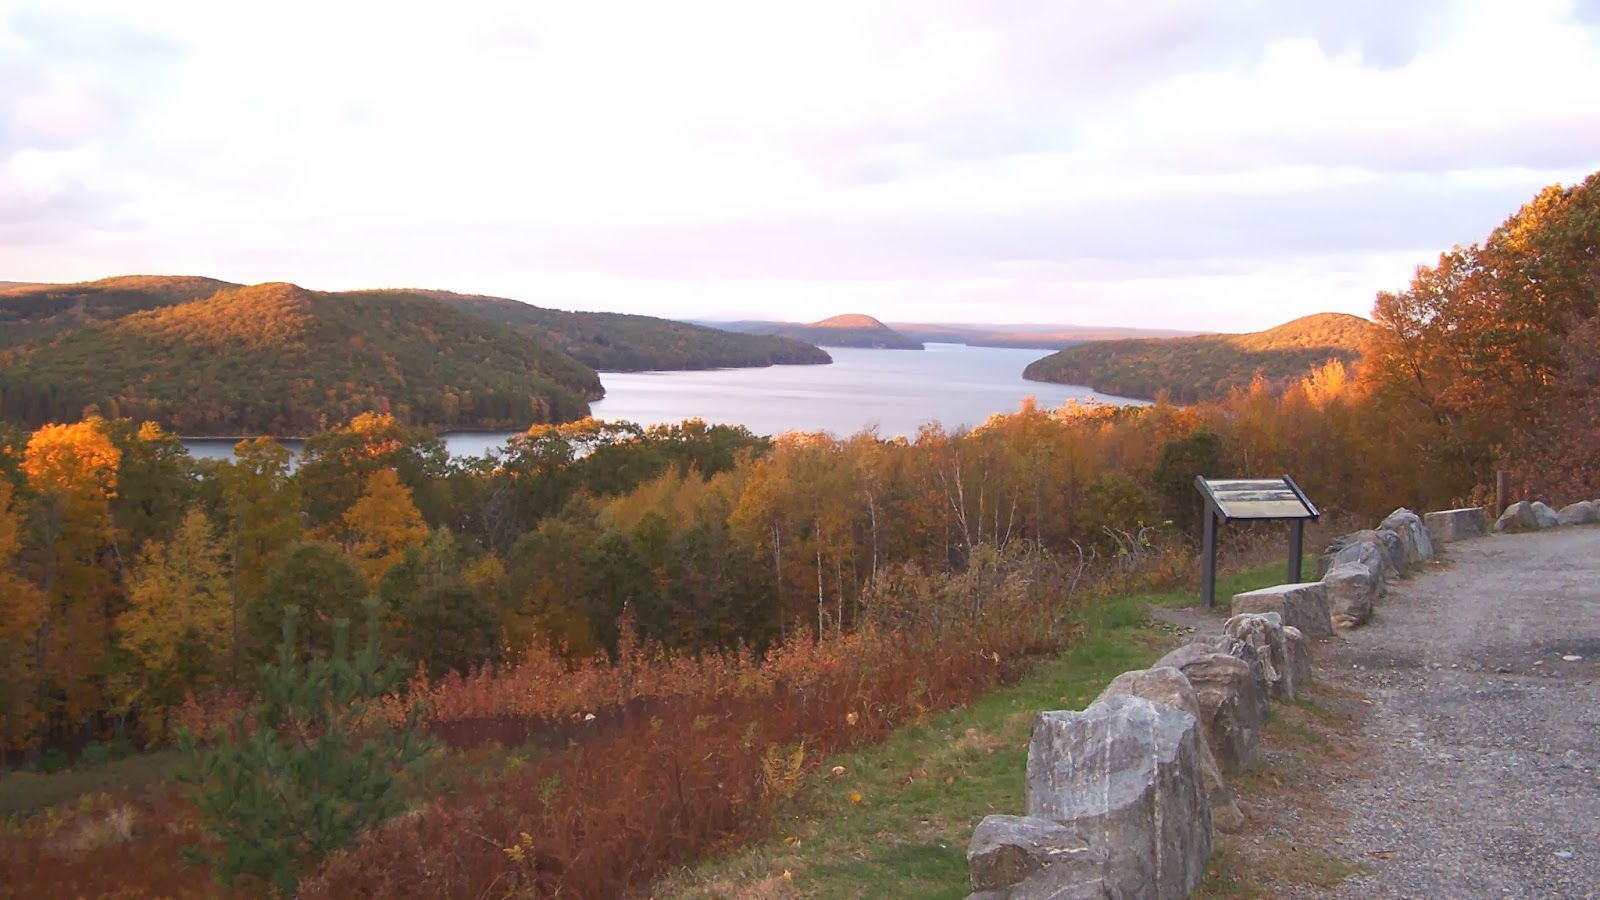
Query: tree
246,543,369,667
220,438,302,681
179,606,434,897
0,480,46,753
378,528,501,677
107,419,194,560
22,417,122,731
116,508,231,742
296,413,449,529
341,468,429,588
1152,428,1227,540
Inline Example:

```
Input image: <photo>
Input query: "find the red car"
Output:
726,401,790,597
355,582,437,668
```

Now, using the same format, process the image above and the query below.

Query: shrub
178,604,434,897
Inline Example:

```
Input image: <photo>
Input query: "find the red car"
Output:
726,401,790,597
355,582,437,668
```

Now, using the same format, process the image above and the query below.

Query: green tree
378,528,500,677
1152,428,1228,540
178,606,434,897
221,438,302,681
246,543,368,667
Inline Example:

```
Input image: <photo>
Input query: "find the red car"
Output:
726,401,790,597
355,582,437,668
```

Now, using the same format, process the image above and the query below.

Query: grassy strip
656,561,1298,900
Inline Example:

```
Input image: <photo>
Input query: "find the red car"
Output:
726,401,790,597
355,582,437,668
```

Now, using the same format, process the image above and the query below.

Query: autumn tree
116,508,231,741
23,417,122,732
0,480,46,753
107,419,194,559
296,412,449,528
341,468,429,587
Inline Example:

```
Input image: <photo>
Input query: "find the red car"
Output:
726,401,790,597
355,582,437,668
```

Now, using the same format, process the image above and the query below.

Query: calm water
183,344,1141,461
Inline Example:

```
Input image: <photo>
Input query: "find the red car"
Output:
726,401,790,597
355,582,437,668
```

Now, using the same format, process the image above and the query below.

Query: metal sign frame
1195,474,1321,607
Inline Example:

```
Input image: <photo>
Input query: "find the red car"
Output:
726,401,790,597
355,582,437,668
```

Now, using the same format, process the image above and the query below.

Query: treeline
1024,312,1373,402
1,352,1427,759
419,290,835,371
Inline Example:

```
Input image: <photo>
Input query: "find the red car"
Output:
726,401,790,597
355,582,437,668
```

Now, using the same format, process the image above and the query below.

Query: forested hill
1023,312,1374,402
419,290,832,370
766,314,924,349
0,282,601,435
0,275,239,347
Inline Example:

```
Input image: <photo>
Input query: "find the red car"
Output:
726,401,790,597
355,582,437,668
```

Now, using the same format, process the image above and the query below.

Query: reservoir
184,343,1141,460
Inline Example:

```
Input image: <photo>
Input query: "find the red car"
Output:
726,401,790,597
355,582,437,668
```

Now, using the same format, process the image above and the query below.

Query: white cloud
1,0,1598,329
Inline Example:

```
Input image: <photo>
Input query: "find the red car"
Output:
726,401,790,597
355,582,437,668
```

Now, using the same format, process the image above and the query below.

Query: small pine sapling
178,603,434,897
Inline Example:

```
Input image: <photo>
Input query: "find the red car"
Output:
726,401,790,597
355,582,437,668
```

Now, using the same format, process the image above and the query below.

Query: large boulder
1322,561,1378,629
1222,612,1293,699
1531,501,1560,529
1025,696,1212,900
1495,500,1539,533
967,815,1108,899
1186,635,1269,721
1282,626,1313,691
1424,507,1487,543
1376,529,1409,576
1317,530,1396,581
1154,643,1263,773
1381,508,1434,565
1556,501,1598,527
1231,582,1333,639
1095,667,1245,832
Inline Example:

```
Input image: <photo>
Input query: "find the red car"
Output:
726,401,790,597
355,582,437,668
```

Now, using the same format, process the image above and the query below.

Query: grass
655,559,1304,900
0,750,184,820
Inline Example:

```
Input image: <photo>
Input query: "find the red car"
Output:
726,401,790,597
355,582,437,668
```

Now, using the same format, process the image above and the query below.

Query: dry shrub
298,544,1091,899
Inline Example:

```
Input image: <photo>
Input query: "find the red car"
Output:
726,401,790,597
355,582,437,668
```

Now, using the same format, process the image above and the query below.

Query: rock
1095,667,1245,833
1186,635,1269,721
1495,500,1539,533
1424,507,1487,543
1231,582,1333,639
1282,625,1313,690
1154,644,1263,773
1381,508,1434,564
1376,528,1409,576
1556,501,1598,526
967,815,1107,897
1223,612,1293,699
1322,561,1378,628
1531,501,1560,529
1026,696,1212,900
1317,529,1396,581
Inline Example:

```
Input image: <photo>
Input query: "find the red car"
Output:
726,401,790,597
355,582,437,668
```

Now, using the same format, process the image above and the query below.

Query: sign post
1194,475,1320,608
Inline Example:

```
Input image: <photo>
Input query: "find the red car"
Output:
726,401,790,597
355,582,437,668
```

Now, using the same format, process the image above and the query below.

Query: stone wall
964,505,1483,898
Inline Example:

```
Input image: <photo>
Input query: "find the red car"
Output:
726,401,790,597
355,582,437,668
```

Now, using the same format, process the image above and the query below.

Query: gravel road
1315,528,1600,900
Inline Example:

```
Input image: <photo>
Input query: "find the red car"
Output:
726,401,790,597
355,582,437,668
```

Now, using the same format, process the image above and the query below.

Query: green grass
658,560,1299,900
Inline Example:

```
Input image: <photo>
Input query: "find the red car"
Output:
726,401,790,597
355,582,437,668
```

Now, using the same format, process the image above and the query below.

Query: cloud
2,0,1598,329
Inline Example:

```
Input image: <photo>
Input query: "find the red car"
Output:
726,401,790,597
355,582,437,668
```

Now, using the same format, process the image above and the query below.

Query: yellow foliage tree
116,507,232,741
23,417,122,729
0,480,46,750
342,468,428,587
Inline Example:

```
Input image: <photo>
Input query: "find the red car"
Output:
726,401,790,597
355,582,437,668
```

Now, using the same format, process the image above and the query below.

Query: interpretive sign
1195,475,1320,607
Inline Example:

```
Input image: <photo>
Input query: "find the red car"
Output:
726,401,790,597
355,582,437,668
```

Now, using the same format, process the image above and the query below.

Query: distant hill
0,282,602,435
715,314,923,349
704,318,1201,351
0,275,239,347
419,290,832,371
1023,313,1373,403
890,322,1203,351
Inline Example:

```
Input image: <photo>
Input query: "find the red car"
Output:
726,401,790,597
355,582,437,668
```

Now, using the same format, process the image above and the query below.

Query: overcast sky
3,1,1598,330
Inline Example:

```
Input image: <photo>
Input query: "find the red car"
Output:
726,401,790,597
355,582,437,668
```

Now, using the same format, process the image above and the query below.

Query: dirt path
1312,529,1600,899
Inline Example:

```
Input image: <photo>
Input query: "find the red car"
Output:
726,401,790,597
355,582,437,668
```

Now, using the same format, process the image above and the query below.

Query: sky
3,1,1599,331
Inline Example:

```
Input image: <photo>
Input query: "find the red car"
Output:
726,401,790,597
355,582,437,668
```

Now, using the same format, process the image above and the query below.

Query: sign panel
1198,477,1318,522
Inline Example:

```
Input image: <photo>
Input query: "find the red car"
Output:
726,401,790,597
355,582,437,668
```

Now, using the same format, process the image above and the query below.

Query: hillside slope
0,283,600,434
0,275,240,347
766,314,923,349
1023,312,1372,402
422,290,832,370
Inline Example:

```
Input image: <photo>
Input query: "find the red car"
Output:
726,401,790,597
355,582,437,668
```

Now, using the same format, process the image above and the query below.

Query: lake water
184,344,1142,461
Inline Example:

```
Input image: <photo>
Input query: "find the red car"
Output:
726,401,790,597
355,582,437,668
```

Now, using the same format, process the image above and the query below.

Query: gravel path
1316,528,1600,900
